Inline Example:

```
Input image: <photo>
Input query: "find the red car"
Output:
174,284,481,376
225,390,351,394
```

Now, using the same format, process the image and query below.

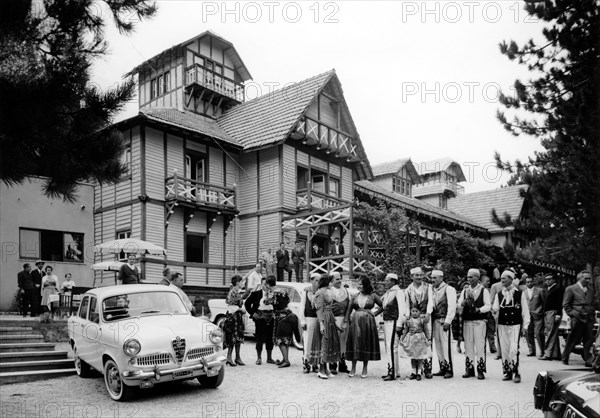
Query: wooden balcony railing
166,173,236,210
292,116,359,160
296,189,350,210
185,64,244,103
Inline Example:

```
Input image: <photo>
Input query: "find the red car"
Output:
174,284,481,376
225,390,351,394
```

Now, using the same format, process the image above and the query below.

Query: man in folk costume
430,269,457,378
492,270,529,383
377,273,408,381
458,268,491,380
406,267,434,378
329,272,350,374
299,272,321,373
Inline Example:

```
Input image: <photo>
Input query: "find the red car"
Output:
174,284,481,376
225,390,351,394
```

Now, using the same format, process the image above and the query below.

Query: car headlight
209,328,224,345
123,339,141,356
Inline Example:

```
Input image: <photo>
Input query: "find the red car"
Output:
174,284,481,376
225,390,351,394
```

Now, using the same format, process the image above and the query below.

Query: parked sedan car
208,282,309,350
534,312,600,418
68,284,226,401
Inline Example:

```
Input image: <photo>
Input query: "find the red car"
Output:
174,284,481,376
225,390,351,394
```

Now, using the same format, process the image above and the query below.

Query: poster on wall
64,233,84,262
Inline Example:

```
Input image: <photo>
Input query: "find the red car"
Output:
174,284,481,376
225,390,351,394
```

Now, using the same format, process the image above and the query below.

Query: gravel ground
0,339,588,418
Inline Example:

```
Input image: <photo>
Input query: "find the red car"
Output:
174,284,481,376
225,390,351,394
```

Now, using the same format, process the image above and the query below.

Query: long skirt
308,309,340,365
222,310,244,349
345,310,381,361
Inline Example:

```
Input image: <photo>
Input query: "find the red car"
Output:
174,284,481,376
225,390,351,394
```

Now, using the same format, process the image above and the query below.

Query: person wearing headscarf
430,269,457,378
374,273,408,381
458,268,491,380
405,267,434,378
492,270,529,383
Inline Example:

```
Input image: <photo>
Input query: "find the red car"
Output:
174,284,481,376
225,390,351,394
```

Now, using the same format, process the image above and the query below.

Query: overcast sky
93,0,547,193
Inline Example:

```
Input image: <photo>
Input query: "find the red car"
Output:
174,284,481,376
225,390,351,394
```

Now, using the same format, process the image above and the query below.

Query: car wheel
73,346,93,378
104,359,135,401
215,316,226,330
198,365,225,389
292,324,303,350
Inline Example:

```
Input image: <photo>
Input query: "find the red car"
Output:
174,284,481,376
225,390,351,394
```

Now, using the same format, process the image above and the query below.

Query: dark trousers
563,317,595,363
486,313,496,351
276,266,292,282
254,316,274,354
293,262,304,282
543,310,561,359
527,315,545,355
20,289,36,316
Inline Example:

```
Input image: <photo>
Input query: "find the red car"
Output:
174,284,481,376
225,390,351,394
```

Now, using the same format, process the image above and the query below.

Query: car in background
68,284,226,401
209,282,309,350
534,311,600,418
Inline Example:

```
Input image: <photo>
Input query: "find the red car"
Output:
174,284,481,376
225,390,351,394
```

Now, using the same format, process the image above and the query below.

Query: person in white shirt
405,267,434,379
329,272,350,374
430,270,457,379
492,270,530,383
374,273,408,381
61,273,76,293
458,268,491,380
298,272,321,373
244,263,264,291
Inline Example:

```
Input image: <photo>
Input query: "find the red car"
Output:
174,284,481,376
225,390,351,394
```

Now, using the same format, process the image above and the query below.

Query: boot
501,360,512,381
462,357,475,378
329,362,338,375
476,358,486,380
382,364,392,379
338,358,349,374
433,361,447,377
266,350,275,364
302,359,311,374
423,358,433,379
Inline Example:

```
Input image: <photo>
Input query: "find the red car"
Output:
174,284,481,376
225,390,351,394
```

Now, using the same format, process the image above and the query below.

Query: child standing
399,307,432,380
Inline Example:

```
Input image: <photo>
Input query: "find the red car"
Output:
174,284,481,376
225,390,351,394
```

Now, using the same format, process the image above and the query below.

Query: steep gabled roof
217,70,334,149
128,30,252,81
372,158,420,183
139,108,240,147
355,180,487,233
447,185,528,232
413,158,466,182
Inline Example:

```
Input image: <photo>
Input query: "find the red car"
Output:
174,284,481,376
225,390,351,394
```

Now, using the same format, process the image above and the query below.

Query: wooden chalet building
94,31,372,286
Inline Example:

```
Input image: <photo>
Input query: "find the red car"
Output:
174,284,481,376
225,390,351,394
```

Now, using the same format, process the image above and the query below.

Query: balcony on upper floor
296,188,350,211
166,173,237,213
413,179,464,198
290,116,360,162
185,63,244,105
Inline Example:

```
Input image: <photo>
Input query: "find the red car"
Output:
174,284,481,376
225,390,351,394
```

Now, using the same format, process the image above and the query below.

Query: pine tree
0,0,156,201
495,0,600,268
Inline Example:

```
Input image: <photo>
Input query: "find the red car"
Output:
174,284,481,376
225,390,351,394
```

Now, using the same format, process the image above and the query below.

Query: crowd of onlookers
17,260,76,317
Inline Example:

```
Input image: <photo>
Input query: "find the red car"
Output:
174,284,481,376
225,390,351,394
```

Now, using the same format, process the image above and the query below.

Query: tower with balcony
412,158,466,209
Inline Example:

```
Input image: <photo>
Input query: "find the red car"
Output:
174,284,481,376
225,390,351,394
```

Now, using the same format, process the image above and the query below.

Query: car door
73,295,90,357
84,296,103,371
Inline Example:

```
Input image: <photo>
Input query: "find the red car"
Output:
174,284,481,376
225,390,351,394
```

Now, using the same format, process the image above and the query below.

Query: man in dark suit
245,276,276,365
17,263,34,317
30,260,45,317
524,276,545,356
275,242,292,282
562,270,596,366
291,241,306,283
329,237,345,272
541,274,563,361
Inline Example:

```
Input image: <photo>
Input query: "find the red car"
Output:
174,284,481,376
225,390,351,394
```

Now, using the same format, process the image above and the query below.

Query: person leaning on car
562,270,596,366
540,274,563,361
169,272,196,315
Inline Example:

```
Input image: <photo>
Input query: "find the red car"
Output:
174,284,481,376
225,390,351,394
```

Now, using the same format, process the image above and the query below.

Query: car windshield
102,291,188,321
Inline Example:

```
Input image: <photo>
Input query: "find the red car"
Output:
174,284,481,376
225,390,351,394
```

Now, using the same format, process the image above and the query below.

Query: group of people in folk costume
298,266,535,383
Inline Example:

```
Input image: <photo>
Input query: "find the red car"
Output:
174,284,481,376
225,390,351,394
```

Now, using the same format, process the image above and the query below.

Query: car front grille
137,353,172,366
172,337,186,365
186,346,215,361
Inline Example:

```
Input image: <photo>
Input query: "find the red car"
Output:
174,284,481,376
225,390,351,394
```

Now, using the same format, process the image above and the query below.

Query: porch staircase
0,318,75,384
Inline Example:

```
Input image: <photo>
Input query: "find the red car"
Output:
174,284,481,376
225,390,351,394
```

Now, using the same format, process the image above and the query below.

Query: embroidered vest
304,289,317,318
498,290,523,326
383,293,399,321
432,287,448,320
462,289,487,321
408,284,429,314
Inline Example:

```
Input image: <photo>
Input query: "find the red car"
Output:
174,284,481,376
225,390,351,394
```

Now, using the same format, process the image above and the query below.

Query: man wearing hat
540,274,563,361
330,271,350,374
406,266,434,378
431,269,457,378
458,268,491,379
492,270,529,383
375,272,408,381
30,260,45,316
299,272,321,373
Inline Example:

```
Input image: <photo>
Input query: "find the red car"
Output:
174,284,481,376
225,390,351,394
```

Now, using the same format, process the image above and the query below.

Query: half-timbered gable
413,158,466,208
371,158,420,198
